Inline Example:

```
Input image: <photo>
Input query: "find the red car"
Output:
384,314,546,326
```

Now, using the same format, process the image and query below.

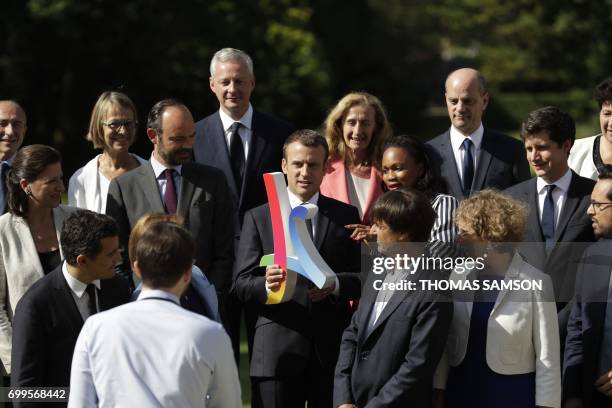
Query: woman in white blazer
68,91,145,213
433,190,561,408
0,145,76,374
568,76,612,180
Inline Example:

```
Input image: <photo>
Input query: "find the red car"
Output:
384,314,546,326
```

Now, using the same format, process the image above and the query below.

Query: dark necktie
541,184,556,252
301,202,314,240
229,122,245,192
462,138,474,195
86,284,98,316
164,168,177,214
0,162,9,214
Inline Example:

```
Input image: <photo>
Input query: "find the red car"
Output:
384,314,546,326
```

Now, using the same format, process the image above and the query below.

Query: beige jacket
0,205,76,373
434,253,561,408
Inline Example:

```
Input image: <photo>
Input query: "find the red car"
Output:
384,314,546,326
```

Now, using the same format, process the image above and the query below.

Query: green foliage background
3,1,611,406
2,0,610,182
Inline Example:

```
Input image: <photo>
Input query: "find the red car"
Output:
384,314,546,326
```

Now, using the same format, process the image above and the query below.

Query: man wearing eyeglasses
564,165,612,408
505,106,595,344
0,100,27,215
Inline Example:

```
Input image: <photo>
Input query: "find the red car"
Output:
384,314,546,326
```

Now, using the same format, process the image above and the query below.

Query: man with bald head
106,99,234,311
426,68,530,200
0,100,27,213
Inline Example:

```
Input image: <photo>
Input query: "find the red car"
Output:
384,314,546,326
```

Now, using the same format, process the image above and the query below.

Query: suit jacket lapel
528,179,545,242
314,196,331,250
52,266,86,326
208,114,239,201
243,111,268,204
177,165,196,216
490,253,522,316
472,132,493,192
362,286,410,344
140,163,165,213
439,131,464,199
552,172,580,244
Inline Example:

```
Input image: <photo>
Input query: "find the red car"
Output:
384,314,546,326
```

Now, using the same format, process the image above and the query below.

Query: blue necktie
462,138,474,195
0,162,9,214
541,184,556,252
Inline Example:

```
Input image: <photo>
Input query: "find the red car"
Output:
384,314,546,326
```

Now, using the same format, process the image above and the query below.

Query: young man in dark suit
10,210,130,392
193,48,294,361
106,99,234,328
564,166,612,408
234,130,361,408
426,68,530,200
333,189,452,408
504,106,596,336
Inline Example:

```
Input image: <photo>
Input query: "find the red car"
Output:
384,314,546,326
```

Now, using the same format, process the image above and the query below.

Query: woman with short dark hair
334,188,452,407
0,144,76,374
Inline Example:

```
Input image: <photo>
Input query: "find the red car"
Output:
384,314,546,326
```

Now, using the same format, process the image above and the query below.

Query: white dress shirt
150,154,183,199
219,103,253,161
536,168,572,227
449,123,484,181
62,262,100,321
68,288,241,408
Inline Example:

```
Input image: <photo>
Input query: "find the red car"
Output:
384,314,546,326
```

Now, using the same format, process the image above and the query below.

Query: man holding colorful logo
234,129,361,408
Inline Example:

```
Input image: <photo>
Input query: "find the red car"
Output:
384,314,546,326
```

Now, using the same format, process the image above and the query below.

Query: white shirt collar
150,153,182,179
287,188,319,209
537,168,572,194
62,262,100,298
138,288,180,305
450,123,484,152
219,104,253,132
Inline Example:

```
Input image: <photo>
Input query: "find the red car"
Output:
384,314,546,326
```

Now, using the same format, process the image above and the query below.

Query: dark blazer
333,268,452,408
106,161,234,294
10,265,130,391
193,110,294,230
426,128,530,200
564,239,612,407
504,172,595,305
233,195,361,378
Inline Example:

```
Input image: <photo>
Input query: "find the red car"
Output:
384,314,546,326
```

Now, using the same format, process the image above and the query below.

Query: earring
26,188,33,197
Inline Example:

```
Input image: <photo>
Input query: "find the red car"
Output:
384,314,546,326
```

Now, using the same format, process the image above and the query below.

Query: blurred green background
4,1,611,405
2,0,611,181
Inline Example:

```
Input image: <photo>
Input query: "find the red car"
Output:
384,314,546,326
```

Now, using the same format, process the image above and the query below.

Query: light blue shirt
68,289,241,408
150,154,182,200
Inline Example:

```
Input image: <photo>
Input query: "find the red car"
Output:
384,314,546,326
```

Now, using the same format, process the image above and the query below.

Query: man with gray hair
0,100,27,214
194,47,294,361
426,68,530,200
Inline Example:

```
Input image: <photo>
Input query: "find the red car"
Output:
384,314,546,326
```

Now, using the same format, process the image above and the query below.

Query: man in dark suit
426,68,530,200
0,100,27,215
106,99,234,325
505,106,595,334
564,167,612,408
194,48,294,359
234,130,361,408
333,189,452,408
10,210,130,397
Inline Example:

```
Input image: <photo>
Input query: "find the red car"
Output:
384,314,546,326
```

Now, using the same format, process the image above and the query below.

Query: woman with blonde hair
128,213,219,322
68,91,145,213
320,92,392,223
434,190,561,408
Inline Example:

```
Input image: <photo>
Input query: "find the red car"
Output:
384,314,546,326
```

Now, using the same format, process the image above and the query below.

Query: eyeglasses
101,120,136,131
589,201,612,214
